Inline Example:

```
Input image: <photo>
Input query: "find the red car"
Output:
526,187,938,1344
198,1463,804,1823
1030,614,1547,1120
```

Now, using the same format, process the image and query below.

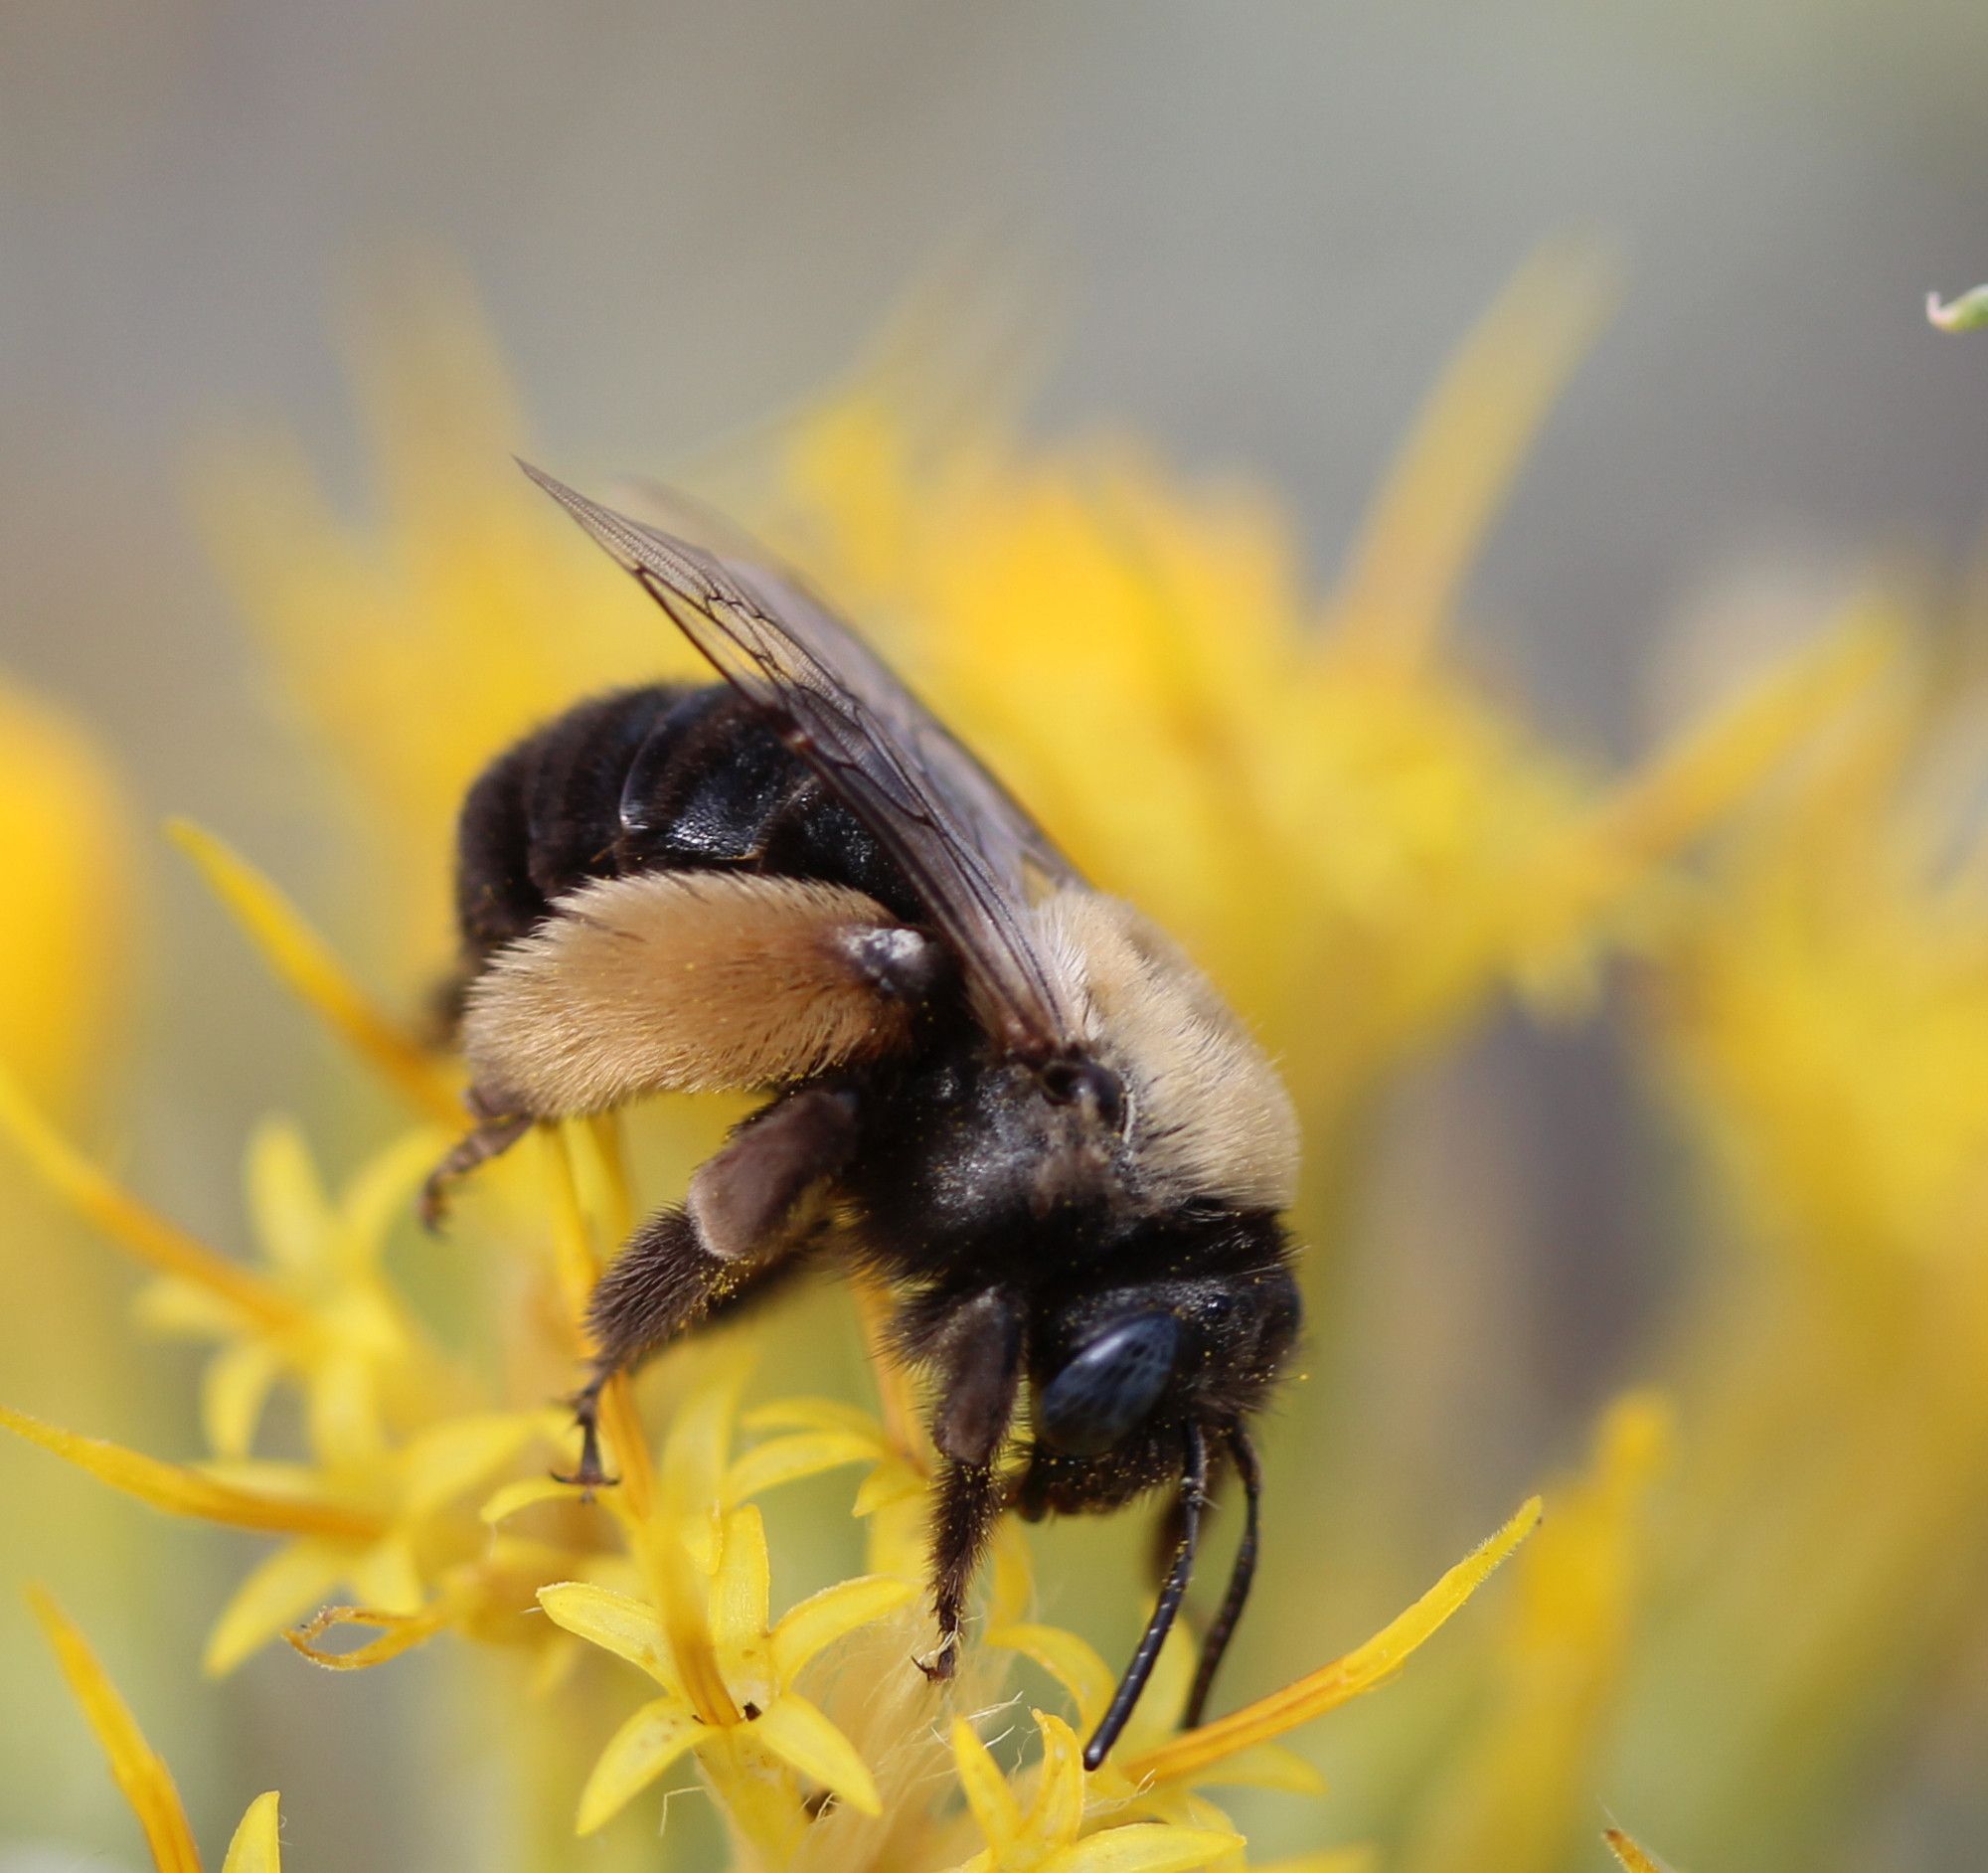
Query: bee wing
523,463,1084,1057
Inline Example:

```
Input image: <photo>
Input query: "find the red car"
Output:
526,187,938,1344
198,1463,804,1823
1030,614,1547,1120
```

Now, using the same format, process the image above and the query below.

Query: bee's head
1016,1209,1299,1518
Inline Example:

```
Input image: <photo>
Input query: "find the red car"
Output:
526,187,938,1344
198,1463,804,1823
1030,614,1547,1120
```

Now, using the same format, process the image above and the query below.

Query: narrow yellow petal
575,1696,702,1835
347,1534,423,1614
1031,1711,1086,1845
657,1347,751,1569
850,1270,925,1461
28,1587,204,1873
287,1600,452,1670
650,1520,742,1727
723,1430,886,1505
709,1505,773,1658
1052,1822,1242,1873
244,1116,331,1271
0,1061,296,1329
741,1396,888,1440
951,1716,1024,1853
1603,1829,1673,1873
480,1474,582,1524
1328,240,1616,669
398,1411,542,1516
202,1340,284,1460
852,1460,926,1519
749,1692,882,1816
537,1582,680,1692
220,1790,283,1873
1123,1496,1541,1786
986,1623,1116,1728
1523,616,1892,959
1182,1741,1326,1796
205,1539,352,1675
0,1406,383,1539
768,1574,915,1683
167,819,459,1124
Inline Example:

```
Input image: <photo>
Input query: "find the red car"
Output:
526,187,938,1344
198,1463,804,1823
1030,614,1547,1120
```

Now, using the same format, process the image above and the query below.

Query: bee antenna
1181,1424,1260,1729
1082,1422,1208,1772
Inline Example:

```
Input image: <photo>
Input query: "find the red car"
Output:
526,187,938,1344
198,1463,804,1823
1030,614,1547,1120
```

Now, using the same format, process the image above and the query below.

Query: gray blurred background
5,1,1988,1865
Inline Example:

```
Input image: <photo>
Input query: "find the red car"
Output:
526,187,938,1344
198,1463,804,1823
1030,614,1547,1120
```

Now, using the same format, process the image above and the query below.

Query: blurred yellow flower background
3,255,1981,1872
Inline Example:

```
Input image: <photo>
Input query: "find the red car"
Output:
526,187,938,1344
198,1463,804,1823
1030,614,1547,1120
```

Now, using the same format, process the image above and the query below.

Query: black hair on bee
424,465,1304,1769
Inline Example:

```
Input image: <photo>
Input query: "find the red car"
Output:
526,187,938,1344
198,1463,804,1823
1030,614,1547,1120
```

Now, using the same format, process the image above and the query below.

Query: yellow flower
946,1708,1240,1873
2,1393,552,1672
30,1585,282,1871
0,673,132,1114
724,1392,929,1583
541,1504,913,1839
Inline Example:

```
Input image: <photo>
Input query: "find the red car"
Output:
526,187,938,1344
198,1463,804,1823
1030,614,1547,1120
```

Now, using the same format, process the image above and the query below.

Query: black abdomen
453,683,916,961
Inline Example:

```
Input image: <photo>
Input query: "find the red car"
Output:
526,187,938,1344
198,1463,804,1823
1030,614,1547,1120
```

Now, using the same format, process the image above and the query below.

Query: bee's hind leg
555,1367,617,1493
555,1088,862,1491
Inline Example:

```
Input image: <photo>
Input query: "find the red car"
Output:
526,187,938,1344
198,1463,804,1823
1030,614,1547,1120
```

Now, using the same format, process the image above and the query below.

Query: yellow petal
399,1411,542,1516
221,1790,284,1872
1327,240,1615,670
742,1396,887,1440
347,1534,423,1614
1123,1496,1542,1787
1182,1740,1325,1796
167,818,459,1124
749,1692,881,1816
724,1430,885,1505
245,1115,331,1271
1031,1711,1087,1844
657,1349,750,1571
202,1340,284,1459
575,1695,702,1835
538,1582,679,1692
0,1405,382,1540
1603,1829,1672,1873
987,1623,1116,1728
952,1716,1024,1854
768,1574,915,1683
333,1126,442,1273
709,1504,772,1656
1137,1625,1198,1739
303,1352,388,1470
287,1600,452,1670
28,1587,204,1873
481,1474,582,1524
1052,1822,1242,1873
853,1460,926,1518
0,1061,295,1329
205,1538,351,1675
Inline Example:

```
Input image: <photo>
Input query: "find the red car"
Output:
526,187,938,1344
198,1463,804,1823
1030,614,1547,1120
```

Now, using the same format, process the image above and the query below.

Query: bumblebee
427,466,1303,1766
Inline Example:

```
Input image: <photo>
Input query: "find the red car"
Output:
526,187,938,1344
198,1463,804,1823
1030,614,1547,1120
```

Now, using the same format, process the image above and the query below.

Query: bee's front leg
916,1290,1025,1679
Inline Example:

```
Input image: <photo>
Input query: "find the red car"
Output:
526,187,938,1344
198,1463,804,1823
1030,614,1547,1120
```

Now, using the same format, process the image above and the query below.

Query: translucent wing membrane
521,462,1083,1058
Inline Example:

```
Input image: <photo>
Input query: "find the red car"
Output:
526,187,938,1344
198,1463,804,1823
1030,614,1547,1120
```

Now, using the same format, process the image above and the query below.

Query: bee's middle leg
561,1087,861,1489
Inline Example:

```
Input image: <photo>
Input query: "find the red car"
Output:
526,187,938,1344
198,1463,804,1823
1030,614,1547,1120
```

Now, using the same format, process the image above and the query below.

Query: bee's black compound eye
1039,1057,1126,1129
1036,1313,1180,1455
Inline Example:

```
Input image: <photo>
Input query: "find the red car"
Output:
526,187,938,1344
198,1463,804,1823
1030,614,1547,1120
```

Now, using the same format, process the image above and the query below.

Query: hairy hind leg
562,1087,861,1487
561,1208,815,1487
